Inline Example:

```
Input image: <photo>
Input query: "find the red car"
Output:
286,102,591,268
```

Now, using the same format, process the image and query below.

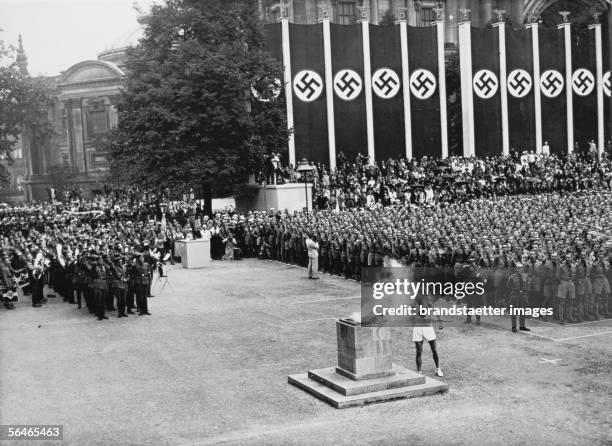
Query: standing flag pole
589,13,604,158
458,9,474,157
318,3,337,170
396,9,413,160
558,11,573,154
493,10,509,156
527,16,543,153
434,7,449,159
279,5,296,167
358,7,376,165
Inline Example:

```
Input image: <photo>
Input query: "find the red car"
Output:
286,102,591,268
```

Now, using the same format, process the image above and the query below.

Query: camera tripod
152,265,174,296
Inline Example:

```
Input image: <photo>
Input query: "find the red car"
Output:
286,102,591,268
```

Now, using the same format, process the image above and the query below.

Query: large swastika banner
471,26,501,157
289,23,328,163
572,29,597,152
505,27,535,151
407,25,441,159
604,30,611,144
539,28,567,154
330,23,367,160
369,24,405,160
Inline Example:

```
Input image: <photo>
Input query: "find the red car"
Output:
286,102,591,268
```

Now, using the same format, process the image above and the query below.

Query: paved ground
1,259,612,446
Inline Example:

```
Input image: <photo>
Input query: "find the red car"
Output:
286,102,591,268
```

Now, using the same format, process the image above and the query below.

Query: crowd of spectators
1,151,611,324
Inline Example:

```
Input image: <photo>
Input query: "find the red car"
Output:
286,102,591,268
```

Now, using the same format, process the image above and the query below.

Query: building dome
98,26,144,67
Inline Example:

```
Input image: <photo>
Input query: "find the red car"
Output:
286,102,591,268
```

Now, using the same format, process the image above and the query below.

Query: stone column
67,99,87,174
480,0,493,26
109,104,118,130
446,0,459,46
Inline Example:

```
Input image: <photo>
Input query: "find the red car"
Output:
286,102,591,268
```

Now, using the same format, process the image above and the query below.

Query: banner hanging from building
330,23,367,161
538,28,567,154
471,26,502,157
604,28,611,144
407,25,441,159
505,27,535,152
572,28,597,152
289,23,329,163
369,24,405,161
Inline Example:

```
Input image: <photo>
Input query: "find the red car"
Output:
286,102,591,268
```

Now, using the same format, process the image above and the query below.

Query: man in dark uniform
131,253,151,316
110,254,129,318
73,252,87,309
508,262,530,332
87,253,109,321
556,253,575,325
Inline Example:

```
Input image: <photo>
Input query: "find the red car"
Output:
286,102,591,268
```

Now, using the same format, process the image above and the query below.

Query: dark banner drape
369,24,405,161
471,27,501,157
604,28,610,144
539,28,567,154
289,23,328,164
572,29,597,153
407,25,441,159
264,23,282,63
505,27,535,152
330,23,367,160
261,23,287,161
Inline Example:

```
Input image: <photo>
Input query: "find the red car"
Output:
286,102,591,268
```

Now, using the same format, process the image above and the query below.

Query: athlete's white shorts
412,326,436,342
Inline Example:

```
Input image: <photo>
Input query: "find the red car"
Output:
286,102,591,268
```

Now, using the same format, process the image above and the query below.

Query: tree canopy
0,37,55,186
108,0,289,207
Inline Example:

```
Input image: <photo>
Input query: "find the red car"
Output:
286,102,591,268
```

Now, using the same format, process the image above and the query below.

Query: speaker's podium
175,239,211,269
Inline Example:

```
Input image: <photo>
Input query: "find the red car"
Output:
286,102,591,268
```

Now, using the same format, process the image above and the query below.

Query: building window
419,7,436,26
337,1,356,25
88,109,109,135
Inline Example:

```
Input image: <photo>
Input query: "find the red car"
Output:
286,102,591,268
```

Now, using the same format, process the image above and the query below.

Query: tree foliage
108,0,289,204
0,38,55,163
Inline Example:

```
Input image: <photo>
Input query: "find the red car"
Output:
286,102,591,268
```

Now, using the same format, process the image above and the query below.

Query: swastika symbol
507,69,532,98
572,68,594,96
604,71,611,97
540,70,564,98
409,69,437,100
473,69,498,99
293,70,323,102
372,68,400,99
334,69,362,101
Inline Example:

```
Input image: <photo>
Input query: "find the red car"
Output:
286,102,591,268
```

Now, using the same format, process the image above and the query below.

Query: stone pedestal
288,319,448,408
336,319,393,380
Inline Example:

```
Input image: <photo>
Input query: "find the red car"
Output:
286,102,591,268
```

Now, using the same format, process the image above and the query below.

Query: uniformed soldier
556,253,575,325
590,253,609,320
574,256,590,322
507,262,530,332
86,253,109,321
110,254,129,318
131,253,151,316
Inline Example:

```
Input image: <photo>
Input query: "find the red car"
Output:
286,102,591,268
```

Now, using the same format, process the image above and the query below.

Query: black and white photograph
1,0,611,444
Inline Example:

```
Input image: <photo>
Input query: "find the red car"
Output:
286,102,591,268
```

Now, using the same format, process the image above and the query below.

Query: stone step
308,365,425,396
288,373,448,409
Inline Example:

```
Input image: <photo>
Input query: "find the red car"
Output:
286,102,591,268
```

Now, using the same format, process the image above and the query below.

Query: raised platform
310,365,424,396
234,183,313,213
289,365,448,409
288,319,448,408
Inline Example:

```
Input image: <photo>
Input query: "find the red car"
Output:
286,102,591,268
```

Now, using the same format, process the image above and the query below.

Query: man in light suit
306,233,319,280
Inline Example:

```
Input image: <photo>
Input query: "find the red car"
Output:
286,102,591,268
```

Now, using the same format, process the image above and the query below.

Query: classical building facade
6,29,141,202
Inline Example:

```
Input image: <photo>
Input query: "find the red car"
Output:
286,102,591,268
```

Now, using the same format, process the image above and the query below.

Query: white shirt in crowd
306,238,319,258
